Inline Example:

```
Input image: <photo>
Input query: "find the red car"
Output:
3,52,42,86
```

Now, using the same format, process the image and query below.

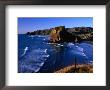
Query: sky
18,17,93,34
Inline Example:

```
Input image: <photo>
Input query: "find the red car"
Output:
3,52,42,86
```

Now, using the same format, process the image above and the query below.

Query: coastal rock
26,26,93,43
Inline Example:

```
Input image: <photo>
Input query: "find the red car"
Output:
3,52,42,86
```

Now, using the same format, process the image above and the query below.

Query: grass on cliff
54,64,93,73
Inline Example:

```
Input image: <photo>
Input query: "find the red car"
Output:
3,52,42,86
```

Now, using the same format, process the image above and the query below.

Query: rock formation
26,26,93,43
50,26,65,43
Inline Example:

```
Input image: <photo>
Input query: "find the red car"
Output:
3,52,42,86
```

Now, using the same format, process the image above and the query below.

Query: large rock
50,26,81,43
50,26,65,43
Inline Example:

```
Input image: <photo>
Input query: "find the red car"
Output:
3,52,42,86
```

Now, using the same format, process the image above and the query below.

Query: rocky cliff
26,26,93,43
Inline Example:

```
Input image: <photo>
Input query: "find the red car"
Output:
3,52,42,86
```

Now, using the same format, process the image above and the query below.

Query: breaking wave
21,47,28,57
18,48,50,73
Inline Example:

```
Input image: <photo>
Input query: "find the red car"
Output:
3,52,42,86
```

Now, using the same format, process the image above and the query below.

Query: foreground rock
54,64,93,73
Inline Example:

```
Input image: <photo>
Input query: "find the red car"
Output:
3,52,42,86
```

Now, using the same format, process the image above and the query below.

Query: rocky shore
54,64,93,73
26,26,93,43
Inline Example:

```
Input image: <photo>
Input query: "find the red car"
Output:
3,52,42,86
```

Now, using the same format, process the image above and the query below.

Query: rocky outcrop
50,26,65,42
54,64,93,73
26,26,93,43
50,26,82,43
26,29,51,35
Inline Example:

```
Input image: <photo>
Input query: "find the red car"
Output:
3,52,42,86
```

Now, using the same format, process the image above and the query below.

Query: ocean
18,34,93,73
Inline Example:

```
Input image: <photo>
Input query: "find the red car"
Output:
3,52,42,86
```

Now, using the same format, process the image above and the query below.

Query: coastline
54,64,93,73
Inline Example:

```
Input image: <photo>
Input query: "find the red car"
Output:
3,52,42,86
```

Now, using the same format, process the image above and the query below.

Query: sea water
18,34,93,73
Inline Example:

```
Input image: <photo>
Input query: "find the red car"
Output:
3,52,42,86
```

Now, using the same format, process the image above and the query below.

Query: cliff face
50,26,65,43
26,29,51,35
50,26,82,43
26,26,93,43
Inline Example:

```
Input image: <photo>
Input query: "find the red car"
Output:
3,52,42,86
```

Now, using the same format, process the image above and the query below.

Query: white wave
58,44,61,45
68,43,74,46
36,62,44,67
19,48,50,72
29,35,36,38
61,45,64,46
75,46,78,47
46,43,55,45
70,45,88,59
67,43,74,48
21,47,28,57
44,49,47,53
21,64,40,72
76,46,89,59
19,61,42,72
35,68,40,72
90,61,93,63
57,44,64,47
42,55,50,57
88,61,93,64
82,52,86,56
76,46,84,52
34,48,47,53
37,35,47,37
47,43,51,44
